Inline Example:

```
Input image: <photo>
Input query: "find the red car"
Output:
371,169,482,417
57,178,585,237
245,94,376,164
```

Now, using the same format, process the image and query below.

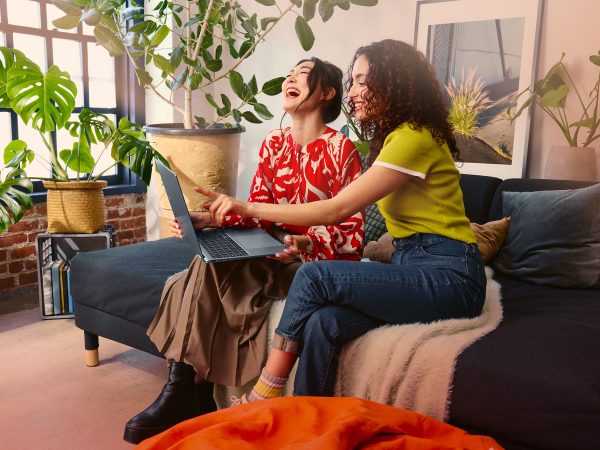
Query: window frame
0,0,146,202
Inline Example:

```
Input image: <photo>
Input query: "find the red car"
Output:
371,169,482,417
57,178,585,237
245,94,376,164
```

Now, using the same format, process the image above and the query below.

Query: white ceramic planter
543,145,598,182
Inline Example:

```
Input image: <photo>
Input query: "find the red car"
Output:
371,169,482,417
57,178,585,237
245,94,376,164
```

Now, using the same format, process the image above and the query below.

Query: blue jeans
273,233,486,396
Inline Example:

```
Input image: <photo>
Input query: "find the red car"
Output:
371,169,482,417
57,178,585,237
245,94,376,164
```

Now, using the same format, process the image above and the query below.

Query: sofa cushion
487,178,594,221
449,273,600,450
363,218,510,264
71,237,196,328
493,183,600,288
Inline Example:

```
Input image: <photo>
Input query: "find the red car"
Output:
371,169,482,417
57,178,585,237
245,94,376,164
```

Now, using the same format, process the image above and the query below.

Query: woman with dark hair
200,40,486,402
123,57,365,444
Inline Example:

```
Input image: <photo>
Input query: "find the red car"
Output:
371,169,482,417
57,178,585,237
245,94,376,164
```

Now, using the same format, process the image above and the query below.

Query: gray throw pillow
493,183,600,288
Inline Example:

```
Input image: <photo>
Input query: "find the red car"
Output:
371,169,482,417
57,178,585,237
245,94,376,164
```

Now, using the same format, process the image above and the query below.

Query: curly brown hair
346,39,458,164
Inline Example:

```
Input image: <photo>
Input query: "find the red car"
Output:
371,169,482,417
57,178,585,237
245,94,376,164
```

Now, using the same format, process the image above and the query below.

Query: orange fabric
136,396,503,450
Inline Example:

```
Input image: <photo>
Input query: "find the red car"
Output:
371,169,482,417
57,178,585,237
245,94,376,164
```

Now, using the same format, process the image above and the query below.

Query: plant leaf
0,47,26,107
52,14,81,29
7,61,76,132
539,85,569,108
303,0,318,20
260,17,278,30
590,54,600,66
241,111,263,124
0,167,33,232
94,24,126,56
570,117,595,128
60,142,95,174
318,0,334,22
229,71,244,98
253,103,273,120
262,77,285,95
349,0,378,5
295,17,315,50
3,140,34,168
150,24,170,48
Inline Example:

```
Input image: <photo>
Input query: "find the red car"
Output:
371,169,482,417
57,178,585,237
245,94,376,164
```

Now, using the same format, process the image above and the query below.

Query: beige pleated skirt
147,255,300,386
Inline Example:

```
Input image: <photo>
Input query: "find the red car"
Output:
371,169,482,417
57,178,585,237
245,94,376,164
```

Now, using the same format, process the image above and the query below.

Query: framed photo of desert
415,0,543,178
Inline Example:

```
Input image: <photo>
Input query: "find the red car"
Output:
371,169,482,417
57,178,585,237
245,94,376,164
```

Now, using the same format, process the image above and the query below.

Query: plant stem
39,130,68,180
182,0,216,128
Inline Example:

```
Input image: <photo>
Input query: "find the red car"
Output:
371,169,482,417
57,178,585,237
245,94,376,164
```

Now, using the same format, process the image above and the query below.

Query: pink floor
0,307,167,450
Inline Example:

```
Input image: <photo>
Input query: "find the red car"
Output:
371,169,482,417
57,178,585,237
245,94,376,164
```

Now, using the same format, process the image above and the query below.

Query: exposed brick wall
0,193,146,299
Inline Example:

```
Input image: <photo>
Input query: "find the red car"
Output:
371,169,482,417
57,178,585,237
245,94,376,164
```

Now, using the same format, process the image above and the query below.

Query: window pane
88,43,117,108
7,0,41,28
18,119,50,179
13,34,47,70
53,38,83,106
82,23,94,36
0,33,5,46
47,3,76,34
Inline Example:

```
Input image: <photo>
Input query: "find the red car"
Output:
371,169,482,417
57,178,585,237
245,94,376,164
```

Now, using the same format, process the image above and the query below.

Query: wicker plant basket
43,181,108,233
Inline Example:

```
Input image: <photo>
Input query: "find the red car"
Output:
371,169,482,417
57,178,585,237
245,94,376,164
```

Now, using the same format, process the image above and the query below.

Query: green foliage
340,105,369,156
0,46,164,232
445,68,491,137
48,0,379,129
509,50,600,148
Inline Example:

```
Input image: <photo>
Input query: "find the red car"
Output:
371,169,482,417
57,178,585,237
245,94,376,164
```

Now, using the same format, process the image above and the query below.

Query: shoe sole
123,424,169,445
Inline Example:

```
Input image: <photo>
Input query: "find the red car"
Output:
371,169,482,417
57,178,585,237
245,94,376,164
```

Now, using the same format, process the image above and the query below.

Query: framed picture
415,0,543,178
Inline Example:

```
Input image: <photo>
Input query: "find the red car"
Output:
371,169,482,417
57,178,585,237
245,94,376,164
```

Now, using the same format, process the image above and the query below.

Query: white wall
145,0,600,206
527,0,600,178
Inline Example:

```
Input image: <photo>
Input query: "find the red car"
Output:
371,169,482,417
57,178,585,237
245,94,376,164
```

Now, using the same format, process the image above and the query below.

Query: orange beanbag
136,396,503,450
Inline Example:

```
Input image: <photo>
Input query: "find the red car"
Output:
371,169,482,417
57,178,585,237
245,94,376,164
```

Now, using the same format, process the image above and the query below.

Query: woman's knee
303,308,341,346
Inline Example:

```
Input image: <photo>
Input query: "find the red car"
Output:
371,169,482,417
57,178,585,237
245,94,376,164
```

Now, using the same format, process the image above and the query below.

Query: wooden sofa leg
84,331,99,367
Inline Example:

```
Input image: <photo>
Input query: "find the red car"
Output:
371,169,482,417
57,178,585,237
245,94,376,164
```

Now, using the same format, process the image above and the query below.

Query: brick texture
0,193,146,298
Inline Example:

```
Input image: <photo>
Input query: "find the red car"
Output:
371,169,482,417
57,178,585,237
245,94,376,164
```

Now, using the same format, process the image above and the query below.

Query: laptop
156,161,285,263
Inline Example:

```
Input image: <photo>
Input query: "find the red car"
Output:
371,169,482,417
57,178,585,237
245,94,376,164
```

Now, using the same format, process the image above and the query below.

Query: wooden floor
0,299,167,450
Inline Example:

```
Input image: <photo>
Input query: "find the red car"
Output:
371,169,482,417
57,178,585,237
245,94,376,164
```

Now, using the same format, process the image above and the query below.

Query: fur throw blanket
216,268,502,419
333,267,502,421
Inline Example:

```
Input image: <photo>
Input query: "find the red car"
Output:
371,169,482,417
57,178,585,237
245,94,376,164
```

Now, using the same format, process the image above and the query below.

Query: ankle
248,369,288,402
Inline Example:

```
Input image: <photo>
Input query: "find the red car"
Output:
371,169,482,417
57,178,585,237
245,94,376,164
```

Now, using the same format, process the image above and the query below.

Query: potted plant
0,46,165,233
509,50,600,181
49,0,379,235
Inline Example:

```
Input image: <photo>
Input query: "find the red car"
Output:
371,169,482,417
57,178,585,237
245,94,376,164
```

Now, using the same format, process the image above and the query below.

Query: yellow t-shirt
373,123,476,244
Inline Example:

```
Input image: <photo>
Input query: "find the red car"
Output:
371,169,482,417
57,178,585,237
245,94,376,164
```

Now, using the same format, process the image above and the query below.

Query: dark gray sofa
70,174,600,450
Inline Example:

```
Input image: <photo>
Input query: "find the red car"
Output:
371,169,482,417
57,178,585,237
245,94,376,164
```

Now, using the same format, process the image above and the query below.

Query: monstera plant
0,46,165,233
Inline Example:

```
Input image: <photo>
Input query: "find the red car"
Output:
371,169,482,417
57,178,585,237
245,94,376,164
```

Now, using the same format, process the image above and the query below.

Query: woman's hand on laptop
169,213,215,237
270,235,310,262
196,187,250,225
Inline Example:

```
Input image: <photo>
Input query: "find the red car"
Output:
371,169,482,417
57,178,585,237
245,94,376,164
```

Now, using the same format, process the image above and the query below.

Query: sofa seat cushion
449,273,600,450
71,238,195,328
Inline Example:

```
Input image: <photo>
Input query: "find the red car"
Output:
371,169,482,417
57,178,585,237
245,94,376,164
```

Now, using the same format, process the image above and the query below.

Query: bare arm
198,165,411,227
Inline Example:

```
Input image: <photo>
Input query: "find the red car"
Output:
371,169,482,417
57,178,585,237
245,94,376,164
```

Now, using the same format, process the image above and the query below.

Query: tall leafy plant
50,0,379,129
509,50,600,148
0,46,165,232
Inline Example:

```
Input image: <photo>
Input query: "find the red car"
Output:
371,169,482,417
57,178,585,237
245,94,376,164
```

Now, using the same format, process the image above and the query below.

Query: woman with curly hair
200,39,486,401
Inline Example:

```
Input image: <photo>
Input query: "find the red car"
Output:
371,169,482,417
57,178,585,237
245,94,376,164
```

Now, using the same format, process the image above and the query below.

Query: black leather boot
123,361,217,444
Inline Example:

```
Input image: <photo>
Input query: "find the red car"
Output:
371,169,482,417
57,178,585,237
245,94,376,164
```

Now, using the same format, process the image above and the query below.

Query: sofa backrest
458,174,502,224
487,178,597,221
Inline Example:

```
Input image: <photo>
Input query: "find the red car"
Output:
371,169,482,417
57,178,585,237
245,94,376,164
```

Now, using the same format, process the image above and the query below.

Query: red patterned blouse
223,127,365,262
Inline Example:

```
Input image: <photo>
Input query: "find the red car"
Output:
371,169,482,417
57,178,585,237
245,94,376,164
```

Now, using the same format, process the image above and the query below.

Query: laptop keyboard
198,229,249,259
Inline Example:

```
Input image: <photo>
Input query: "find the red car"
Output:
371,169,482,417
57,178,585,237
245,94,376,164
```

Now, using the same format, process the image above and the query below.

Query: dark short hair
295,57,343,123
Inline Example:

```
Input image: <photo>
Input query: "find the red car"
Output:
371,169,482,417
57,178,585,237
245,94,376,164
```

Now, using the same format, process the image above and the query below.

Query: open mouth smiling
286,87,301,98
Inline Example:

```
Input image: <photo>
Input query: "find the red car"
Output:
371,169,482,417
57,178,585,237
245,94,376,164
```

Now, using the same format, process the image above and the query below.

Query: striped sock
247,369,288,402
